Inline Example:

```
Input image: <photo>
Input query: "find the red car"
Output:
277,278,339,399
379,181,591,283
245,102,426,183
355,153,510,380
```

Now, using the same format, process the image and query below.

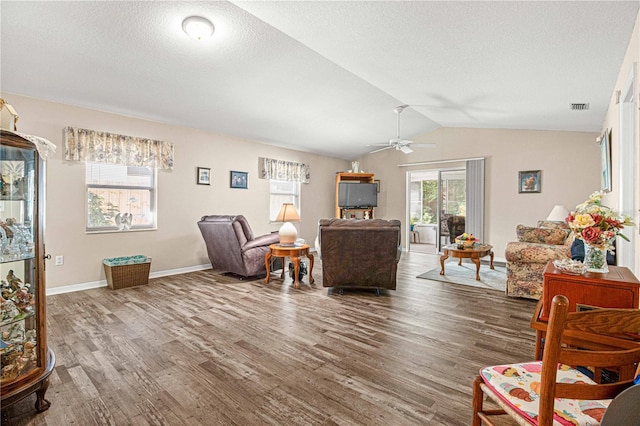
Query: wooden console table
530,261,640,360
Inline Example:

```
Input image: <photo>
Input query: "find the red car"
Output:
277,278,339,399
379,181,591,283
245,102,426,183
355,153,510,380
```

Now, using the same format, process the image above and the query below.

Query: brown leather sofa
198,215,280,277
318,218,402,292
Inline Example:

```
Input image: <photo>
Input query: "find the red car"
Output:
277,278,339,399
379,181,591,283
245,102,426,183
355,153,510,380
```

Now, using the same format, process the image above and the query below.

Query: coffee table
440,243,494,281
265,243,314,289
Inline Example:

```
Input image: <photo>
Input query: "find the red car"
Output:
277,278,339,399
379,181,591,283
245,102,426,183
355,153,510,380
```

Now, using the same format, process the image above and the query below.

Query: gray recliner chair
198,215,280,278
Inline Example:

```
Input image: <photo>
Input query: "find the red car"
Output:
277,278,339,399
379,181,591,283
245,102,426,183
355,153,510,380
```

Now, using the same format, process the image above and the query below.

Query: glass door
1,144,38,384
408,171,438,254
437,169,466,252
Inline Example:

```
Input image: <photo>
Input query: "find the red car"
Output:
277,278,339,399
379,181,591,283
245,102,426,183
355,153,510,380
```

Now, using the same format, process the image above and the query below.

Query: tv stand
335,172,375,219
341,207,374,220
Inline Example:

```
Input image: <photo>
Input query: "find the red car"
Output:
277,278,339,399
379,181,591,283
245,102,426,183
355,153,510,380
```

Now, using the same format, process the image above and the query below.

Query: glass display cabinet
0,130,54,412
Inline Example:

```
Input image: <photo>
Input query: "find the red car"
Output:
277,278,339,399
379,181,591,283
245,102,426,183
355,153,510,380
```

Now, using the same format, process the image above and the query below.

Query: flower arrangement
566,191,634,252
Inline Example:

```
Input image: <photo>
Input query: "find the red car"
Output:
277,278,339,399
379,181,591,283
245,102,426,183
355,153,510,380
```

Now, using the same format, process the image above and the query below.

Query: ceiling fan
367,105,435,154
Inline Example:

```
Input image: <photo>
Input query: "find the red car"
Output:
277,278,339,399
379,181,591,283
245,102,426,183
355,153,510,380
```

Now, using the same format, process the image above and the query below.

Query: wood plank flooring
3,252,537,425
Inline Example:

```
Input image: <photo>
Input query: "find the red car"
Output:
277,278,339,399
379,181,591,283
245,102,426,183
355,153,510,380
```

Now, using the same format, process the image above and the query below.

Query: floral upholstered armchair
504,221,572,299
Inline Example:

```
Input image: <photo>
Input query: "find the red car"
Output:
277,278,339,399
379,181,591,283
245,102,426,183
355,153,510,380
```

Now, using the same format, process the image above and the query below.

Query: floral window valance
63,126,174,170
259,157,310,183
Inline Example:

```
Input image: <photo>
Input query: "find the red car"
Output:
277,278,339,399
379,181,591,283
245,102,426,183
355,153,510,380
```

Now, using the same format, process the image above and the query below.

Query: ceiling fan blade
409,143,436,148
369,145,394,154
399,145,413,154
365,143,393,147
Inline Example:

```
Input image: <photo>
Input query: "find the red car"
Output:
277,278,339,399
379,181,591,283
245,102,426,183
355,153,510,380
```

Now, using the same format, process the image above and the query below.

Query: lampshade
275,203,300,223
182,16,215,40
546,205,569,222
275,203,300,246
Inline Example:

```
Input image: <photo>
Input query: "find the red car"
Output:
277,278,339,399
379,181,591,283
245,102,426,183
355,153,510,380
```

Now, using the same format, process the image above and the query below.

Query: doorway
408,168,466,254
438,169,467,252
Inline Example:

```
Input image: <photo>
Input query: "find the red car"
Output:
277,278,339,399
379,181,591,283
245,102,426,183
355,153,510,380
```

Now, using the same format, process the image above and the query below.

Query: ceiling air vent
570,103,590,111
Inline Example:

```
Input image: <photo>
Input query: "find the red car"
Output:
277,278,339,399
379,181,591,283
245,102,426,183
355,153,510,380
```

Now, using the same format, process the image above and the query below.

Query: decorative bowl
553,259,585,275
454,238,476,249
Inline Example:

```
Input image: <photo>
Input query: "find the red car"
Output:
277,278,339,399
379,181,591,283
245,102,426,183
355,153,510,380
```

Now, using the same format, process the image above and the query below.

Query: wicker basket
103,258,151,290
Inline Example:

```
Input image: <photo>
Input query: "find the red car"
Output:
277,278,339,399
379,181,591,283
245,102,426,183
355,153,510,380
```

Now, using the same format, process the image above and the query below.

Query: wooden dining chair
472,294,640,426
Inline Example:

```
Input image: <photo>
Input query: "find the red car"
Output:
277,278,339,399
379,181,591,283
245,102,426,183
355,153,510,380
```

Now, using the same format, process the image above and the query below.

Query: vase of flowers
566,191,634,273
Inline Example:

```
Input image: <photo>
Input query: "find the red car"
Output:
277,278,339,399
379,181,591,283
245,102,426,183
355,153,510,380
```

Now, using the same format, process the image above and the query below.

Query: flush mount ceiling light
182,16,214,40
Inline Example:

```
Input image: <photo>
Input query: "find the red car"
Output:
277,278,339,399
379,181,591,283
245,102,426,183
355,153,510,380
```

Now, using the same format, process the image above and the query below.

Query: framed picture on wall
230,171,248,189
197,167,210,185
518,170,541,193
600,129,612,192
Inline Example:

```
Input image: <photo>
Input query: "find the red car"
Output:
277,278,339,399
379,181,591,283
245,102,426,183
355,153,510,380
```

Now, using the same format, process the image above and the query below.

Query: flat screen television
338,182,378,208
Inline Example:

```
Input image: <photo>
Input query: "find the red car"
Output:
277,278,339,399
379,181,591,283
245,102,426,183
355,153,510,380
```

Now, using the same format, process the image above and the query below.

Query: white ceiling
1,1,638,160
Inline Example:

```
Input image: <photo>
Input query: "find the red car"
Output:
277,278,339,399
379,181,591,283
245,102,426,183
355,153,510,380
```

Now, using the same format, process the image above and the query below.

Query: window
86,162,157,232
441,171,466,216
269,180,300,221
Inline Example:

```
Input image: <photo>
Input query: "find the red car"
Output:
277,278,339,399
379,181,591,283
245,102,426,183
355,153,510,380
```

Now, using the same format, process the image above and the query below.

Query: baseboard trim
483,257,506,266
46,263,211,296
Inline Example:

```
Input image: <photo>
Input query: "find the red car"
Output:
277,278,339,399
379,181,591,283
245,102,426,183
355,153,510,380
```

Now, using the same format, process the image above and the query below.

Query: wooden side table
439,243,494,280
531,262,640,360
540,261,640,321
265,244,314,289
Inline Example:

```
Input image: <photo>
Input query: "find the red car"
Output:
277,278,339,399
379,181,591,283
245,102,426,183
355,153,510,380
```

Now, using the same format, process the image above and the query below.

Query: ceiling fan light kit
366,105,435,154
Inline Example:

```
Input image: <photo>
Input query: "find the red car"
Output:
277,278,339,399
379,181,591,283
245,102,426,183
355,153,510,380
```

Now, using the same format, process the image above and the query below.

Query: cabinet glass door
0,144,37,384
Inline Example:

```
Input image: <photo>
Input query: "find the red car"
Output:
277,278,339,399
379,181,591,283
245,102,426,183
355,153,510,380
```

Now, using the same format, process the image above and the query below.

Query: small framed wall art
230,170,248,189
518,170,541,193
197,167,210,185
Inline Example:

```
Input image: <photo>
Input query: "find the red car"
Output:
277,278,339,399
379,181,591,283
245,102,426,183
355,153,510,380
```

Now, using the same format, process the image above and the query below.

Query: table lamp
275,203,300,246
546,205,569,222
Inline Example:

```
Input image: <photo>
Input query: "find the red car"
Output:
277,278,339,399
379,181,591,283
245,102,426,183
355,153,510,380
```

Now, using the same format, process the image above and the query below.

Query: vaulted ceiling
1,1,638,159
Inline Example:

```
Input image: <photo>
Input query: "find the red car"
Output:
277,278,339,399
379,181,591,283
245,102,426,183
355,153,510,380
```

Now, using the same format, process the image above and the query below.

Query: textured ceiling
1,1,638,160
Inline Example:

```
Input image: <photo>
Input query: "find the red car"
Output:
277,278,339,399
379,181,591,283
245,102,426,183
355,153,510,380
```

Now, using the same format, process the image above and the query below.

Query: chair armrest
243,233,280,251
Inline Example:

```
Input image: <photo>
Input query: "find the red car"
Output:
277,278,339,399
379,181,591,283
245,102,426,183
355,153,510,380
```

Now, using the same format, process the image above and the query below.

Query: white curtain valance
259,157,310,183
63,126,174,170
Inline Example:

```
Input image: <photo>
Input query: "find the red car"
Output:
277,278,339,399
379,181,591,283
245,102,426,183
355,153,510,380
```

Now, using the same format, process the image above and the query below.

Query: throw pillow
517,225,569,245
537,220,569,230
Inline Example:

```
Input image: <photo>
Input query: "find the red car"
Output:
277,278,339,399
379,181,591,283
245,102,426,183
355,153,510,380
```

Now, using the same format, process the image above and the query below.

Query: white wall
5,94,348,290
601,10,640,276
359,127,601,261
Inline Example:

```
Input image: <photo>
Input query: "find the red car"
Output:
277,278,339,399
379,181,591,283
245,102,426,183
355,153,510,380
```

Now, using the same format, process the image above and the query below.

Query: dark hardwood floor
3,252,537,425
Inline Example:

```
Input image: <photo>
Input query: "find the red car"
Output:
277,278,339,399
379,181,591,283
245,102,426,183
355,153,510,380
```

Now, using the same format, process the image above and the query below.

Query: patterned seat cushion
480,362,611,425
